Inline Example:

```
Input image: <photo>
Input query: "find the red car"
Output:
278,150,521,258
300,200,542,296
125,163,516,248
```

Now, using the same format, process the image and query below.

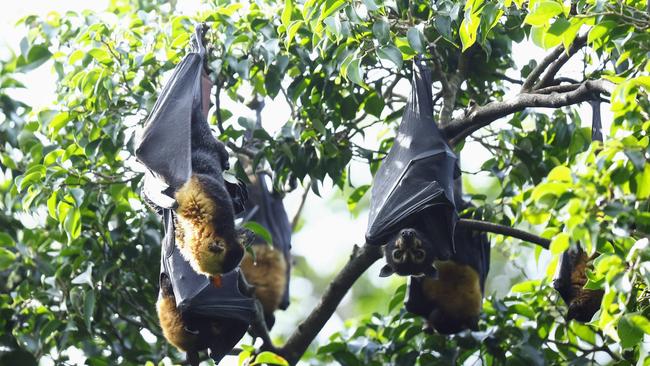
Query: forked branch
444,79,609,145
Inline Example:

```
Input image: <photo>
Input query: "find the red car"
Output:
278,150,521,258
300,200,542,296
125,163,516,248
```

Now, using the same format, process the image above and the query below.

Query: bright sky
1,1,612,365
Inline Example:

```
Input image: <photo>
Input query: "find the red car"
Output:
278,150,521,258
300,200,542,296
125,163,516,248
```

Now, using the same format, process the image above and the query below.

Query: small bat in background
552,99,604,322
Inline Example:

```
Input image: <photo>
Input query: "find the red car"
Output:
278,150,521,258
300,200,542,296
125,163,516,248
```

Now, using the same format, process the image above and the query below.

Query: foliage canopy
1,0,650,364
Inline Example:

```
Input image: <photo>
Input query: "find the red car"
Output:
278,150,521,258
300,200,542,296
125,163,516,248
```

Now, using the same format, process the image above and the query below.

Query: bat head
379,228,436,277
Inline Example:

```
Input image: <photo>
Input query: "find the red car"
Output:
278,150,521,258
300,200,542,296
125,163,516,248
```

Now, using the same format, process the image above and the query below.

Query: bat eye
392,249,404,262
413,249,425,263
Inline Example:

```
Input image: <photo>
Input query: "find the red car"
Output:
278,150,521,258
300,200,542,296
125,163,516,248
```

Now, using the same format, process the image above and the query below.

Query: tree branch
444,79,610,145
457,218,550,249
493,72,523,85
291,182,310,231
534,83,581,95
438,51,468,128
269,217,558,363
278,244,382,365
227,141,257,158
521,34,587,91
534,34,588,90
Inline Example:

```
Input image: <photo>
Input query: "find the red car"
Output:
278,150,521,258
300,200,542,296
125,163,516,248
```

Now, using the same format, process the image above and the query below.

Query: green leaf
636,164,650,199
547,18,570,37
47,192,58,219
434,16,453,42
64,207,82,240
406,27,424,53
362,0,379,12
550,233,570,254
372,20,390,44
619,314,644,349
523,0,563,27
363,92,384,118
587,21,616,45
511,280,540,293
243,221,273,244
531,182,569,203
286,20,303,47
84,290,96,330
346,58,364,86
347,185,370,211
49,112,71,134
88,48,113,65
388,283,406,313
531,25,561,49
17,171,42,192
251,351,289,366
547,165,571,182
69,49,85,64
377,45,402,69
0,233,14,247
321,0,346,21
0,248,16,271
460,11,480,51
282,0,294,27
17,44,52,71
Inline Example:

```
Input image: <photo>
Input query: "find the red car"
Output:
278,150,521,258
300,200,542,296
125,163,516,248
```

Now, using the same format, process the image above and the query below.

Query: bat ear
379,264,395,277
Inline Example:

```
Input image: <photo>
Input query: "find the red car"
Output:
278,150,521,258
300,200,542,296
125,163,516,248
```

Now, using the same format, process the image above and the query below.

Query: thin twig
214,82,225,134
493,72,523,85
291,182,310,231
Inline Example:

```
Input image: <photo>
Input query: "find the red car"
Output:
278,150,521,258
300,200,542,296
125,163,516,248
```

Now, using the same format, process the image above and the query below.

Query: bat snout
208,241,225,253
401,229,415,240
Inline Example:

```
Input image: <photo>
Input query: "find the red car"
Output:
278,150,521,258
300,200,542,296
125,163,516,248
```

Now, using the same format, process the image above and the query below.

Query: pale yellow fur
174,176,226,275
240,245,287,314
157,296,196,352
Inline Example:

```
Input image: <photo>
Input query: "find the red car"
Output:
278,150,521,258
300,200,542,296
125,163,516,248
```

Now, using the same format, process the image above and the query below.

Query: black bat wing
366,60,459,256
135,28,206,194
404,276,434,318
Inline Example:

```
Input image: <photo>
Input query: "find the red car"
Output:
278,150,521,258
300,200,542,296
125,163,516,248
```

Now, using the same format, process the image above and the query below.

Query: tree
1,0,649,364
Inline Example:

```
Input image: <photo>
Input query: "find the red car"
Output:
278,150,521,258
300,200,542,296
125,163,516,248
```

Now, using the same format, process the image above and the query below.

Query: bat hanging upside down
173,120,244,276
239,244,288,328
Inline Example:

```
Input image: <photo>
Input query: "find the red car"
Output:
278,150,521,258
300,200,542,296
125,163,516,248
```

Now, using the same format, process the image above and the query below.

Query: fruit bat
367,59,460,277
404,195,490,334
156,208,254,364
552,100,604,322
137,24,254,364
239,172,292,329
136,24,245,276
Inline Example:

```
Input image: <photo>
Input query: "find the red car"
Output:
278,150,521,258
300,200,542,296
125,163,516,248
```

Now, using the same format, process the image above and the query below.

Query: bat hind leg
157,275,198,352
